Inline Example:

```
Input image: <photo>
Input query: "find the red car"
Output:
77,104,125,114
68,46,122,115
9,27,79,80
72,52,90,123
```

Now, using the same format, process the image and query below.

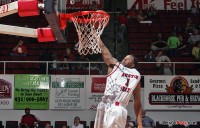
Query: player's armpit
98,39,118,66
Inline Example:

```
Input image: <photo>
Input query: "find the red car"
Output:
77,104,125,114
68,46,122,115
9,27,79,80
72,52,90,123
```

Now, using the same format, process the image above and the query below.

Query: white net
70,11,110,55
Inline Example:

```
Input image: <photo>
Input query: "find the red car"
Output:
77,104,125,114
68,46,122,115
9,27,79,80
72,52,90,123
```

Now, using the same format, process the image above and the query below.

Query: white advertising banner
85,76,106,109
128,0,194,10
0,75,14,109
144,75,200,110
50,75,86,109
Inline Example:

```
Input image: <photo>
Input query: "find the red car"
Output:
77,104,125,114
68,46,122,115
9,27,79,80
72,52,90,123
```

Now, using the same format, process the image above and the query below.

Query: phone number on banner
15,97,48,102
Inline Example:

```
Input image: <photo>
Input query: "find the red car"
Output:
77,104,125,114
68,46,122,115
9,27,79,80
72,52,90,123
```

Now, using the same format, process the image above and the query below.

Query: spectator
191,5,198,16
171,25,183,33
71,116,84,128
89,1,99,10
136,9,147,22
167,32,180,56
62,48,75,61
117,11,128,43
44,123,51,128
62,125,67,128
147,5,157,18
61,48,75,72
178,35,188,51
51,53,60,69
152,32,164,42
11,40,28,56
188,29,200,45
144,50,156,62
125,116,134,128
151,33,168,51
156,50,171,75
192,41,200,70
140,110,155,127
20,108,40,128
75,55,89,70
185,18,195,34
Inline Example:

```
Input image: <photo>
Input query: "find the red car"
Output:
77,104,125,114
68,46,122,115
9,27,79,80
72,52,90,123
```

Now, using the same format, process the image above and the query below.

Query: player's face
121,55,134,68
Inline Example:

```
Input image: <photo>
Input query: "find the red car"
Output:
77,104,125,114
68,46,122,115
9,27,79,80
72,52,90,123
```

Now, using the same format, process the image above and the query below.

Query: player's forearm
134,102,143,127
98,39,116,66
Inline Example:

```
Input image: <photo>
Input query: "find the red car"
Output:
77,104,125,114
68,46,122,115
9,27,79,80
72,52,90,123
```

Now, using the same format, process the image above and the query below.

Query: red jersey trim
106,63,120,77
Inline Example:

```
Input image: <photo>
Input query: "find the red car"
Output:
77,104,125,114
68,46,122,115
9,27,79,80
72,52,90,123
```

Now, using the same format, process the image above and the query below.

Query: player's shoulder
132,68,141,80
134,68,140,75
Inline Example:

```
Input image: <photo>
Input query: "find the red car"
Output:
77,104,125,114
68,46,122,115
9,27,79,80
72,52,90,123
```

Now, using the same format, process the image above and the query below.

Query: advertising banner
144,76,200,110
0,75,14,109
85,76,106,109
50,75,85,109
65,0,103,10
128,0,195,10
14,75,50,109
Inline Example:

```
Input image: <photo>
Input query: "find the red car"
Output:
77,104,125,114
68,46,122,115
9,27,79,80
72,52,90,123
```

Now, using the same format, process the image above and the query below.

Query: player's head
121,54,137,68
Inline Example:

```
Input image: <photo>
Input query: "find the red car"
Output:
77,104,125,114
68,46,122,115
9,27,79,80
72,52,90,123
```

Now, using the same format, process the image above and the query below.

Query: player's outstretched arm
98,39,118,66
133,83,143,128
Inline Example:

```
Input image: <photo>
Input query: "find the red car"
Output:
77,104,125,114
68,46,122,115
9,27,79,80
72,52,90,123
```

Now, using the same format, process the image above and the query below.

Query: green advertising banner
14,75,50,109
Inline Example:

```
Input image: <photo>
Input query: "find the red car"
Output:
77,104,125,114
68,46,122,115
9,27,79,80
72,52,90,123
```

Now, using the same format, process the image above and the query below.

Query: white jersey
104,63,141,107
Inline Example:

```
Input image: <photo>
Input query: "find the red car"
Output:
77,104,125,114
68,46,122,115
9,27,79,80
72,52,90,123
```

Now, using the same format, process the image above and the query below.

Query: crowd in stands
18,108,85,128
121,5,200,74
0,3,199,75
16,108,156,128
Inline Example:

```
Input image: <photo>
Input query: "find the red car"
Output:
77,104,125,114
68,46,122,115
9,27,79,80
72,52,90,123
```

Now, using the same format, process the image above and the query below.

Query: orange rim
70,10,110,23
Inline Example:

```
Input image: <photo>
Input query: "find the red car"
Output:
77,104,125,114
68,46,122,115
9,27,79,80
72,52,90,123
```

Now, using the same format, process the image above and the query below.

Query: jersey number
121,79,130,92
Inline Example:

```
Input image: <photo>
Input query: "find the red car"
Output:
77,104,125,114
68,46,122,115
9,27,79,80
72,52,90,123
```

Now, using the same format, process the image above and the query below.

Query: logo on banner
132,0,156,9
91,77,106,93
166,76,193,93
52,78,84,98
149,76,200,105
0,79,12,98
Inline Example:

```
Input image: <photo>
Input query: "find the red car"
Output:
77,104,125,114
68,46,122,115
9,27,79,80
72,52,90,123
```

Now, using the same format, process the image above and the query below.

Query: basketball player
94,39,143,128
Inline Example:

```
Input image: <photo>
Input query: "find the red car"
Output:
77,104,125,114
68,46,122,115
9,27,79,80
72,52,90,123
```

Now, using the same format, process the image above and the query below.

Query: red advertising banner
86,76,106,109
0,79,12,98
91,77,106,93
0,75,14,109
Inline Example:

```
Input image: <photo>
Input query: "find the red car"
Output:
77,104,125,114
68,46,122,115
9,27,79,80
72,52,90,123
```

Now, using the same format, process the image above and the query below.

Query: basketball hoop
69,10,110,55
